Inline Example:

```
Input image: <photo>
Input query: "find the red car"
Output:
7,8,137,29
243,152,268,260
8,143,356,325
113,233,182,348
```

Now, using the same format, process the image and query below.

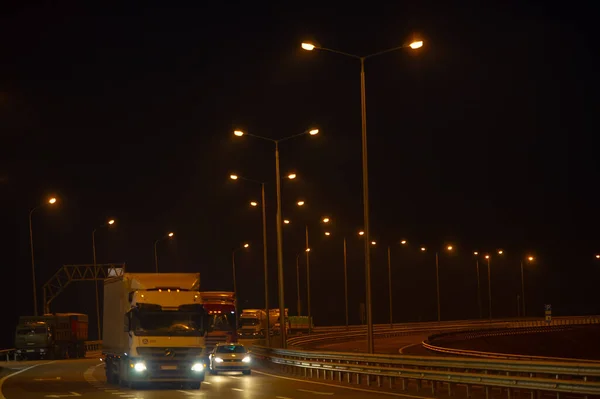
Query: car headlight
191,363,204,372
214,357,223,363
242,356,251,363
134,362,146,372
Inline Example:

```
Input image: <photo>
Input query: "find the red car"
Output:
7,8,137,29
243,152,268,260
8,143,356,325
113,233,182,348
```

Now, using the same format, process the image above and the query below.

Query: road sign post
545,304,552,324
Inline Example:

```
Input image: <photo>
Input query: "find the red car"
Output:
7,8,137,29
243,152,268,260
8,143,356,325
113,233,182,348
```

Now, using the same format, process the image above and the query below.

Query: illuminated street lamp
521,255,535,317
283,219,291,224
473,251,483,318
232,243,250,327
154,232,175,273
400,240,407,245
322,217,330,223
233,128,319,348
297,200,305,206
250,201,258,207
92,218,116,339
301,38,423,354
28,196,58,316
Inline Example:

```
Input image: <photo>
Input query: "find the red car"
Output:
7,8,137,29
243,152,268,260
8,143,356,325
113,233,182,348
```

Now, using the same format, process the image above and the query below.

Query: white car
208,343,251,375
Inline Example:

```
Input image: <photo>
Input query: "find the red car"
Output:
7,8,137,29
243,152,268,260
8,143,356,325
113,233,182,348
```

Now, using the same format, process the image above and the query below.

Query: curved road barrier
250,345,600,397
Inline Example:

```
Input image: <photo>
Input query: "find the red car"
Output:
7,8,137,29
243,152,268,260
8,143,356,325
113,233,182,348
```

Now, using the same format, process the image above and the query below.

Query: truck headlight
214,357,223,363
191,363,204,372
242,356,251,363
134,362,147,372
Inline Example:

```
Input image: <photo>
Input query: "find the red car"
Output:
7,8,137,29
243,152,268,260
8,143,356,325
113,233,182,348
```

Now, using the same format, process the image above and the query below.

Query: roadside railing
251,345,600,397
422,320,600,362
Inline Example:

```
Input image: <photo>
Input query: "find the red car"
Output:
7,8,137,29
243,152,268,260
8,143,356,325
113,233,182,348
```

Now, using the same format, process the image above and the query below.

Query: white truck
238,309,273,338
102,273,207,389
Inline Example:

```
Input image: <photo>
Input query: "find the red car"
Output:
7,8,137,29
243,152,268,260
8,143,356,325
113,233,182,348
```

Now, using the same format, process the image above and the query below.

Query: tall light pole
230,173,296,346
387,245,393,328
522,256,534,317
423,245,453,322
28,197,58,316
301,39,423,354
92,218,115,340
233,128,319,348
321,217,349,330
474,252,483,319
295,252,302,316
485,254,492,319
232,242,250,330
154,232,174,273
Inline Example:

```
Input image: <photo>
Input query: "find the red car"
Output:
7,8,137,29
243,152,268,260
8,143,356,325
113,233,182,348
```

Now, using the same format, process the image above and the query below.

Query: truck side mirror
124,314,130,332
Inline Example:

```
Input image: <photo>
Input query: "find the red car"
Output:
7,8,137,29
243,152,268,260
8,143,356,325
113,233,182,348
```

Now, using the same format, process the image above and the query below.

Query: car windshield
216,345,247,354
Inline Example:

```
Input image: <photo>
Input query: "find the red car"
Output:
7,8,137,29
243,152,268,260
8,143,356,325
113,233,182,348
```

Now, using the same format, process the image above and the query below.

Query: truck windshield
207,313,236,332
132,309,205,337
240,318,259,327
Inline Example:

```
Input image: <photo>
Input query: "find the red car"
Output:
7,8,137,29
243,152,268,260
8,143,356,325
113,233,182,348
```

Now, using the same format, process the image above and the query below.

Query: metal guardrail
422,319,600,362
289,316,600,349
251,345,600,397
0,340,103,362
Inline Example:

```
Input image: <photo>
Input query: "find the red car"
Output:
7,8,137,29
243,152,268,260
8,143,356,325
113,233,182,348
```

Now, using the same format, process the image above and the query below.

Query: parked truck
289,316,314,334
14,313,88,360
238,309,276,338
102,273,207,389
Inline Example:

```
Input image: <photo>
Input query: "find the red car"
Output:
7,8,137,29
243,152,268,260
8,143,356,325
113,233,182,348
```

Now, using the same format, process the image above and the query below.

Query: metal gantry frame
43,263,126,314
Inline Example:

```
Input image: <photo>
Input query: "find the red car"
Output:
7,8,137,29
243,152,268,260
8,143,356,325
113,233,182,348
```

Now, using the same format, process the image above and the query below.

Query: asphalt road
309,334,431,355
0,359,432,399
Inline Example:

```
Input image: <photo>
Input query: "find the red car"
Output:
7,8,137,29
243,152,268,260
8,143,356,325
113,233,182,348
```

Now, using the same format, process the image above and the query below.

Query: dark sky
1,3,598,345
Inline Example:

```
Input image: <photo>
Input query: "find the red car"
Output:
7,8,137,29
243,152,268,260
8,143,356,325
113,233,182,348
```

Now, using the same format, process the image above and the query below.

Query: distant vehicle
208,343,251,375
289,316,313,334
238,309,277,338
102,273,207,389
200,291,237,352
14,313,88,360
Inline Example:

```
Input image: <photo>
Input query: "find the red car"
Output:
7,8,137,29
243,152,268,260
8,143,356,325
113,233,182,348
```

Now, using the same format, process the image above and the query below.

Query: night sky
1,3,597,345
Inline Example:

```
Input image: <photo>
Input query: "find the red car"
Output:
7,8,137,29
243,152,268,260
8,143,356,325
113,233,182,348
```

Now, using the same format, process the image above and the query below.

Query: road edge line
252,368,431,399
0,361,56,399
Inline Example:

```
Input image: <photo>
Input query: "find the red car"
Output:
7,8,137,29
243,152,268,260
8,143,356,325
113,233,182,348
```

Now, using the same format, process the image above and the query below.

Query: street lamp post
343,237,349,330
301,39,423,354
154,232,174,273
485,254,492,319
92,218,115,340
387,245,393,328
474,252,483,319
522,256,534,317
233,128,319,348
230,174,296,346
304,224,312,334
435,251,441,322
232,243,250,330
28,197,57,316
296,253,302,316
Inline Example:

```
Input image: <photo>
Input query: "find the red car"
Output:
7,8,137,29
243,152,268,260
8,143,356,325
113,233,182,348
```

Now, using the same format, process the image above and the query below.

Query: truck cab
15,314,88,359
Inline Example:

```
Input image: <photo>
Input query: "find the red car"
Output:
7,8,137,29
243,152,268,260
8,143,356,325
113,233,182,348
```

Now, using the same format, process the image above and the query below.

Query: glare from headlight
134,362,146,372
242,356,251,363
214,357,223,363
191,363,204,371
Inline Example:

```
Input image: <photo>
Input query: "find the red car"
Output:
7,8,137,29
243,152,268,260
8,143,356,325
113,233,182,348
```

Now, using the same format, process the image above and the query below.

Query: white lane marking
252,369,431,398
44,392,81,398
177,390,204,395
276,397,294,399
231,388,244,391
298,388,333,395
117,395,137,398
398,343,419,354
229,376,241,379
0,361,57,399
35,377,62,381
202,381,212,384
105,389,119,392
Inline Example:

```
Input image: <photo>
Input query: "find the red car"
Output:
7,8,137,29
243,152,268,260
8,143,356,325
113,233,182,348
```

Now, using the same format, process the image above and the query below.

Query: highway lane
310,334,431,355
0,359,436,399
